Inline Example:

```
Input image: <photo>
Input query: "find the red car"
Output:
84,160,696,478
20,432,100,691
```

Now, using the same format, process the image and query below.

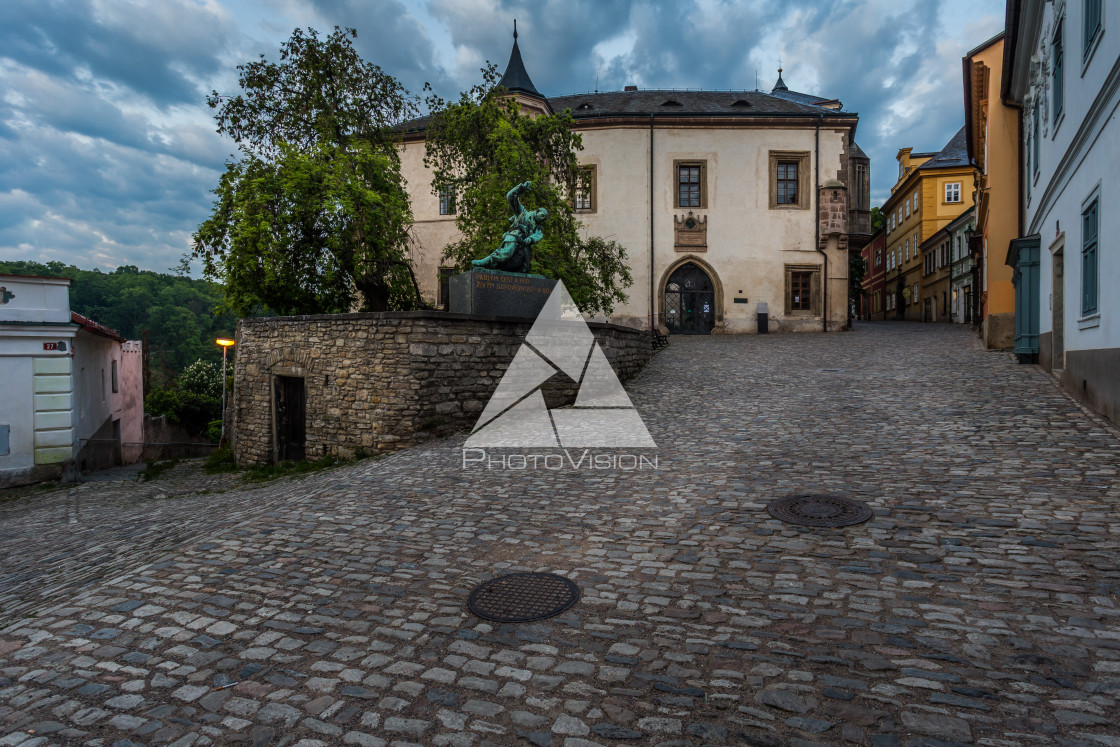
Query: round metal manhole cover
467,572,580,623
766,494,874,528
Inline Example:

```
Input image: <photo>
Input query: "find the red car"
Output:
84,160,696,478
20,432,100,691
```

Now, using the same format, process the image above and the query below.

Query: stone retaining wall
231,311,652,466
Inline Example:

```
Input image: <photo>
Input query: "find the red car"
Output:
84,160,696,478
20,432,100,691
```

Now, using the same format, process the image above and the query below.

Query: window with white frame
1053,17,1065,123
905,200,910,218
1084,0,1103,62
1082,193,1099,316
905,239,910,261
945,183,961,202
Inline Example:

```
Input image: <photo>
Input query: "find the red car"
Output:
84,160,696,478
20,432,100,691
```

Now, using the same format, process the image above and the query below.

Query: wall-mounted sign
43,341,67,351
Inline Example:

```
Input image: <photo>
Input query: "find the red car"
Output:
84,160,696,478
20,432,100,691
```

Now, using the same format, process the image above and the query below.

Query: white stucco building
0,273,144,487
401,34,871,334
1004,0,1119,424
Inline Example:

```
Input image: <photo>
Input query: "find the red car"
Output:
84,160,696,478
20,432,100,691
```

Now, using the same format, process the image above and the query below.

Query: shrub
145,387,221,437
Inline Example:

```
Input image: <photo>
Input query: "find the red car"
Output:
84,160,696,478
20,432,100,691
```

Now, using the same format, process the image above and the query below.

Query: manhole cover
766,494,873,527
467,572,580,623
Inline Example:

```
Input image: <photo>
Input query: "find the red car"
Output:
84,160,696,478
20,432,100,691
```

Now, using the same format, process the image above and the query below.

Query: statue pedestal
450,269,556,319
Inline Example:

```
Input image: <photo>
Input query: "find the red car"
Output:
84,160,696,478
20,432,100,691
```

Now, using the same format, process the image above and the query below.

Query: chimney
624,85,638,92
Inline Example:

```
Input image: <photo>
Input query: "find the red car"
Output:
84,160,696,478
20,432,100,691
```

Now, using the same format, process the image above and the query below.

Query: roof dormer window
661,99,683,107
731,99,752,107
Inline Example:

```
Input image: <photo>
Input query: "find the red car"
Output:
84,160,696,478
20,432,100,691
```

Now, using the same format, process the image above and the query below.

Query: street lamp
216,338,235,443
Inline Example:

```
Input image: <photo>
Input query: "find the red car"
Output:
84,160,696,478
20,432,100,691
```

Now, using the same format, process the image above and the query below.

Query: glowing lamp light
216,338,235,347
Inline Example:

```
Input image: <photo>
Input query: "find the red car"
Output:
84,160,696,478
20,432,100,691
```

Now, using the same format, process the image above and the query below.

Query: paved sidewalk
1,322,1118,746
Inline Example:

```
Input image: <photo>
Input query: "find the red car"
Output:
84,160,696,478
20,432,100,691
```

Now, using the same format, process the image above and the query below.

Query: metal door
664,263,715,335
274,376,306,462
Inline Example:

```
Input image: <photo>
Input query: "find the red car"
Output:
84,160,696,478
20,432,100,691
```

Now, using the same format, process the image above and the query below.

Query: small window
784,265,821,315
1053,18,1065,123
1082,195,1099,316
675,161,706,209
730,99,751,107
875,247,882,266
1032,102,1040,175
111,359,118,393
897,207,903,224
905,200,910,218
574,166,596,213
913,193,919,213
769,152,809,209
905,239,910,261
438,268,454,310
913,284,919,305
1084,0,1103,61
439,187,456,215
945,183,961,203
661,99,683,107
776,161,799,205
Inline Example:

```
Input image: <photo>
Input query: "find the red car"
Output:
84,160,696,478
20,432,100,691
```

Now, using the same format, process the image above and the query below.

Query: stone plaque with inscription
449,269,557,318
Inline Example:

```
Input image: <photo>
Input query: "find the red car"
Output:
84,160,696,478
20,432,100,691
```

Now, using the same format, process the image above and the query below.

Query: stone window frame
574,165,597,213
674,159,707,209
769,151,810,210
784,264,821,315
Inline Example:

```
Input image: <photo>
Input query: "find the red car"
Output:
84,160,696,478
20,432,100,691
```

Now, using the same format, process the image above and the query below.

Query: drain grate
766,494,873,528
467,572,580,623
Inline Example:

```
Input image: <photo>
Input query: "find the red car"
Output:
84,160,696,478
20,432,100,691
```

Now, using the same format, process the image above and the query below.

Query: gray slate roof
550,89,853,118
498,37,543,99
851,141,868,160
918,126,970,170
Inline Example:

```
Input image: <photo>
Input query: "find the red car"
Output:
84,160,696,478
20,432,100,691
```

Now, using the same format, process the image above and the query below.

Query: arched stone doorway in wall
664,262,717,335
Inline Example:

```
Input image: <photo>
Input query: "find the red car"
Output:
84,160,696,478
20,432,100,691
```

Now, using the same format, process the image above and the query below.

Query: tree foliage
193,27,425,315
177,359,223,399
870,206,886,233
423,66,632,316
0,260,234,389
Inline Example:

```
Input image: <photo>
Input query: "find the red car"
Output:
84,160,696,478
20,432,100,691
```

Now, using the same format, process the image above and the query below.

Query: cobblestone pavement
1,322,1119,747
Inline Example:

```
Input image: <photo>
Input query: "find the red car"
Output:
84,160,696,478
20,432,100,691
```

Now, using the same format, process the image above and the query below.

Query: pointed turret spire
772,66,788,92
498,19,543,98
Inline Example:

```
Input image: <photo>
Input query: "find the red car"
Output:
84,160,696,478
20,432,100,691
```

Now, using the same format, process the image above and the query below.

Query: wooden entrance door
274,376,306,462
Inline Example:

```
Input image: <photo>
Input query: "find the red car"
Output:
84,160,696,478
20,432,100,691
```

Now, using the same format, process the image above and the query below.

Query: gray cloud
0,0,1004,274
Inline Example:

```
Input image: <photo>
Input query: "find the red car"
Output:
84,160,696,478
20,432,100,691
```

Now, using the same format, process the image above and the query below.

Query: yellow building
964,32,1018,349
880,129,976,321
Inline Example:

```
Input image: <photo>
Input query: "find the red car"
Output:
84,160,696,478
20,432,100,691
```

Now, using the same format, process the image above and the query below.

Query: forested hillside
0,260,236,388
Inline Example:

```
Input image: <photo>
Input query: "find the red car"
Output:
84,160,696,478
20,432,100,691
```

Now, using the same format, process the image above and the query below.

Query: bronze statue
472,181,548,273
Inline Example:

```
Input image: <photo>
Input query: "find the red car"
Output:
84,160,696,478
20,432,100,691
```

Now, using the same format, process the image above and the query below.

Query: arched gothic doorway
664,262,716,335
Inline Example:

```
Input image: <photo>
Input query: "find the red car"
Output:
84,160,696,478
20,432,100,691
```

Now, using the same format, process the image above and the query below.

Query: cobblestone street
2,322,1119,747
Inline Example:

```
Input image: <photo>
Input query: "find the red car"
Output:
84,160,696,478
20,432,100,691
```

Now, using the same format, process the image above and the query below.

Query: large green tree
423,67,632,316
193,27,425,314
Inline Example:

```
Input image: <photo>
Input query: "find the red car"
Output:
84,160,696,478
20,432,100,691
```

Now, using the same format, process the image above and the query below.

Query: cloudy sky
0,0,1005,275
